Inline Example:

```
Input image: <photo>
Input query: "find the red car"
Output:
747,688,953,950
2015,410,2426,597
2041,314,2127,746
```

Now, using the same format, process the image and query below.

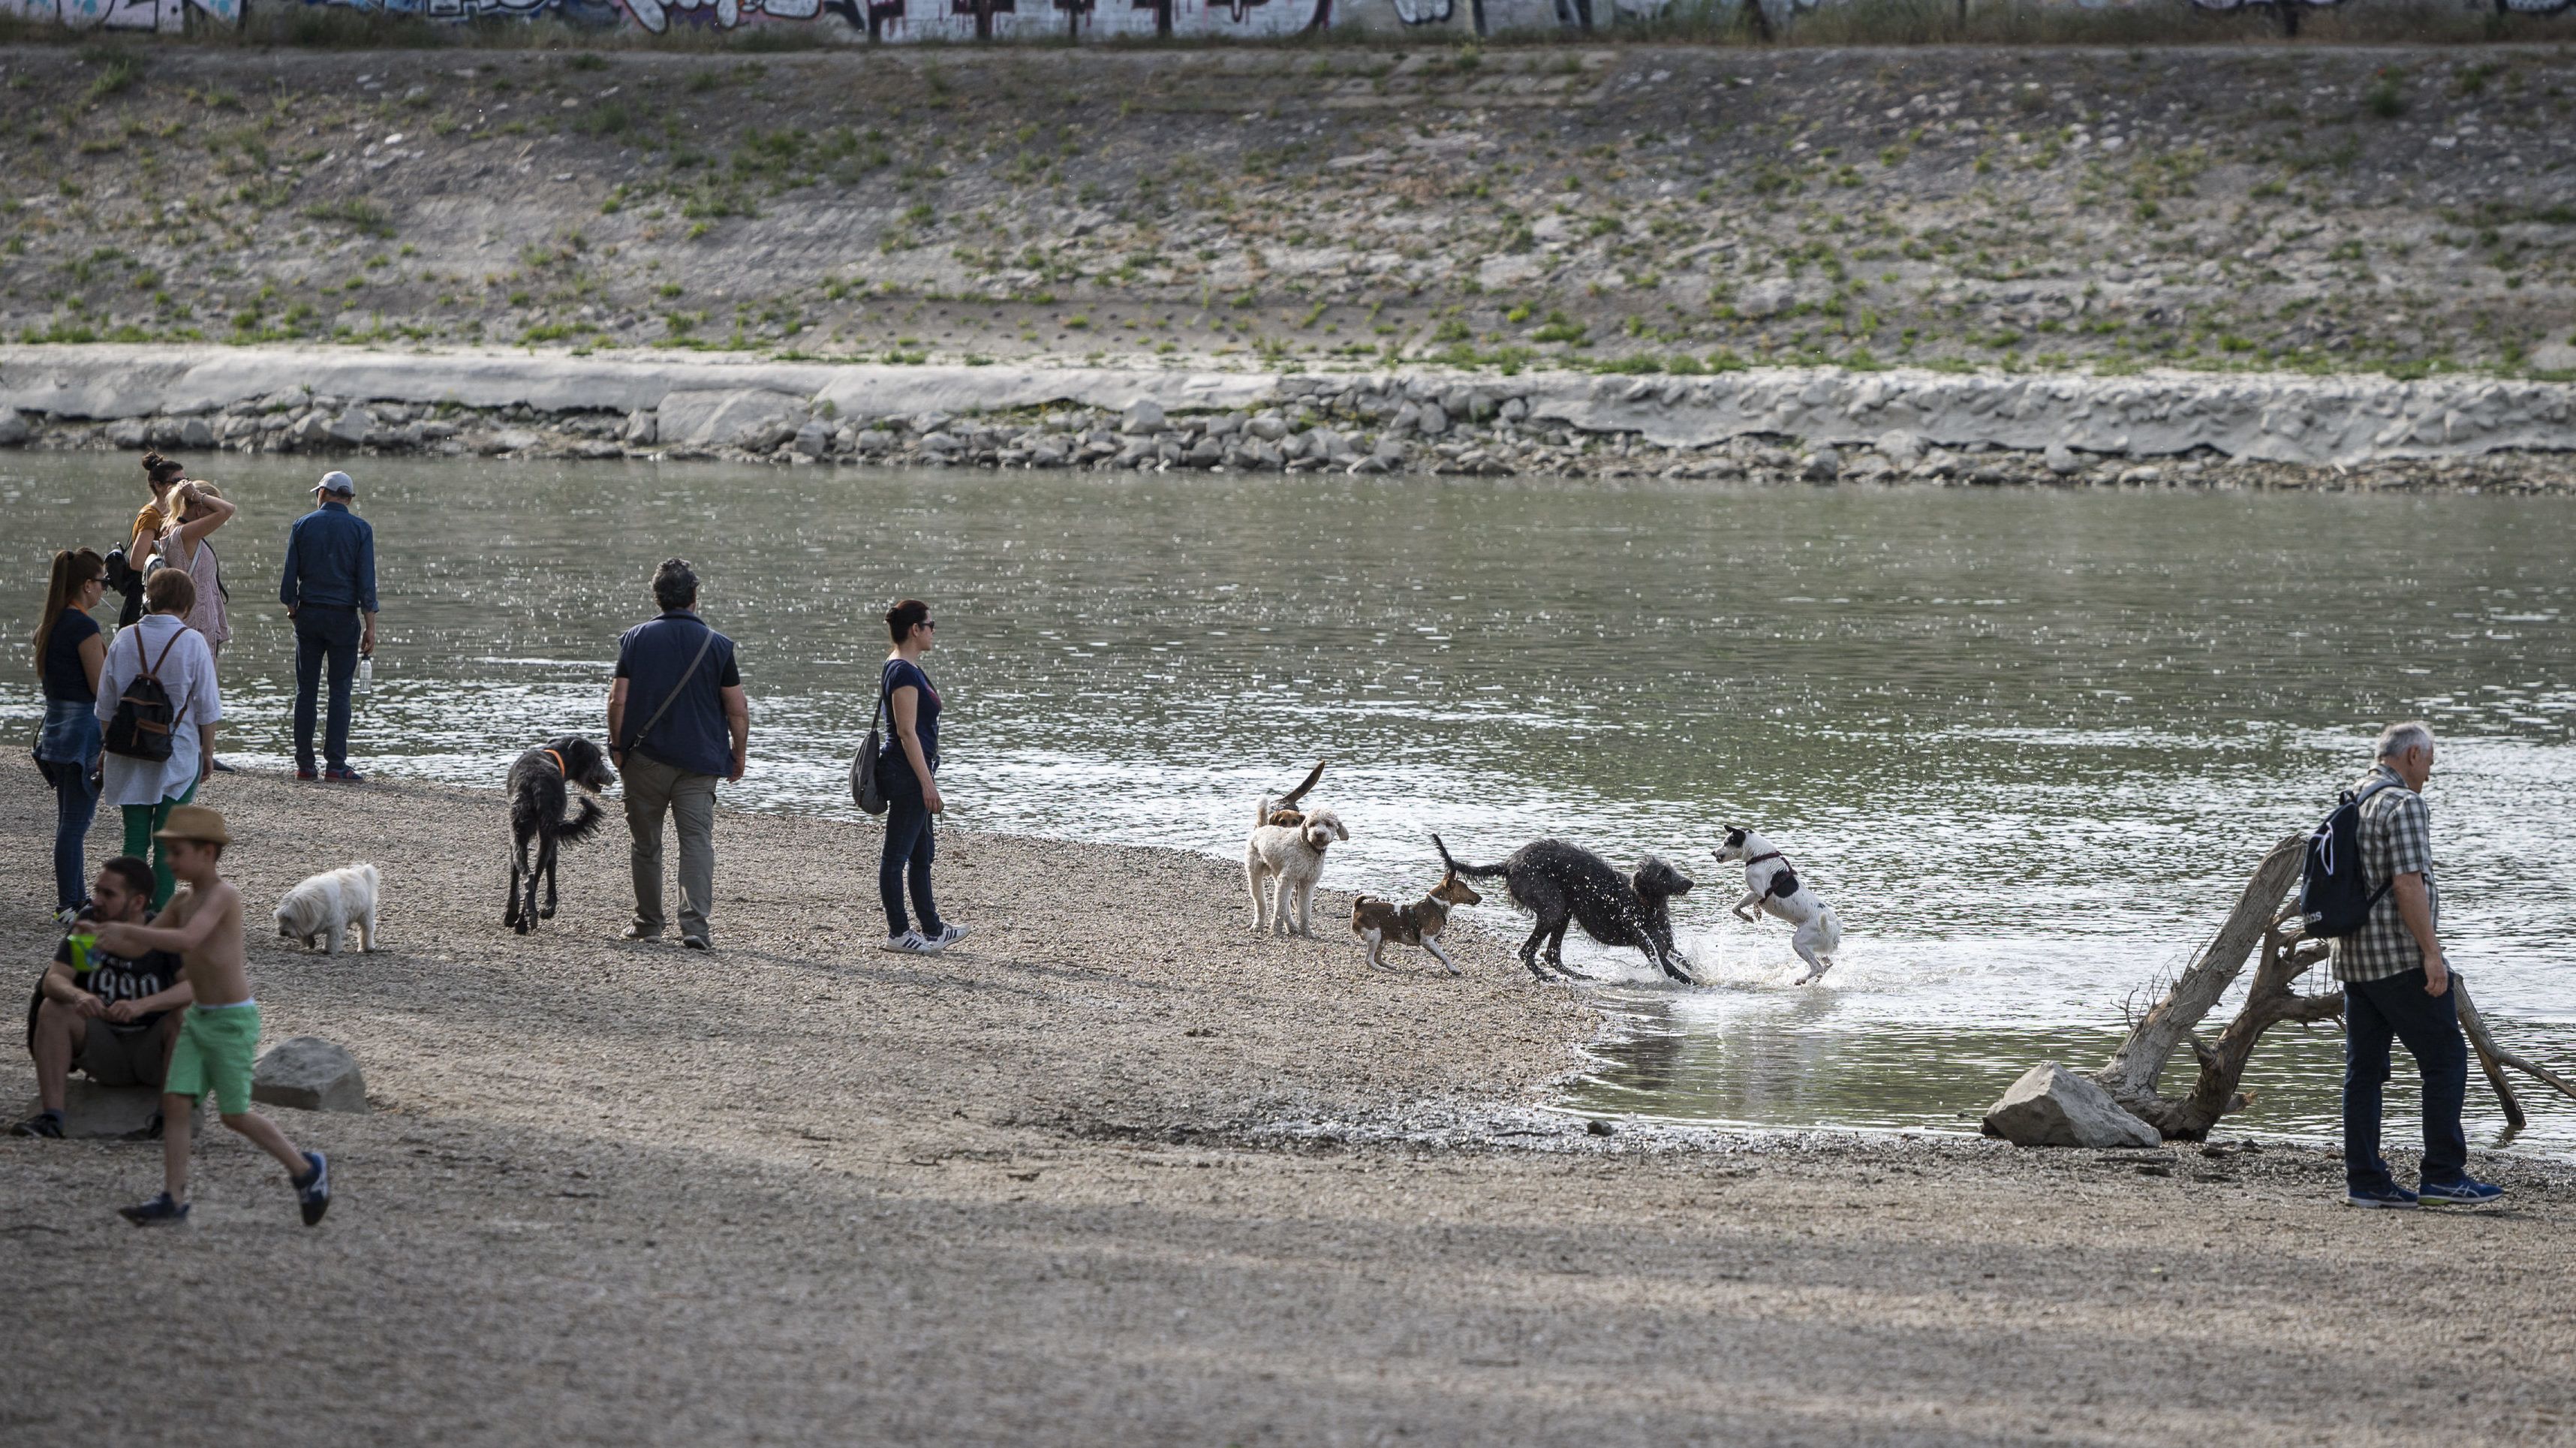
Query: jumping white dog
1244,760,1347,939
1713,827,1841,983
273,862,381,956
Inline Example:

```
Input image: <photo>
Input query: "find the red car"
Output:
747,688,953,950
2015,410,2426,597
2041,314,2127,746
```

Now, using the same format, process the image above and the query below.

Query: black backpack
101,625,191,763
2297,778,2401,938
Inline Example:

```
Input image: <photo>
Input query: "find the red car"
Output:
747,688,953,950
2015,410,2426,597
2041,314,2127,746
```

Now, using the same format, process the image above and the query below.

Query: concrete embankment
5,345,2572,486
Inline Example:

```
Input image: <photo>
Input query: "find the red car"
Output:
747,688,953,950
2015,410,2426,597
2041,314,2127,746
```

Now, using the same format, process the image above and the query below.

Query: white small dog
1245,798,1348,939
1713,827,1841,983
273,862,381,956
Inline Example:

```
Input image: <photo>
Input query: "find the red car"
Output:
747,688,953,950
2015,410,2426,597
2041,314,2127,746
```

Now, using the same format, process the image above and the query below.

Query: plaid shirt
2331,763,2439,984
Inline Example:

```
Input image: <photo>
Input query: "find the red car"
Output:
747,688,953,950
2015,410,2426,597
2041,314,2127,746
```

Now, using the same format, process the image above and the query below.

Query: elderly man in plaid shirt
2336,721,2503,1209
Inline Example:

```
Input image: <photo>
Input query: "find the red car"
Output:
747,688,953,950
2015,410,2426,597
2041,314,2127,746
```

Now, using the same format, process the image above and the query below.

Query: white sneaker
882,930,944,956
926,923,970,950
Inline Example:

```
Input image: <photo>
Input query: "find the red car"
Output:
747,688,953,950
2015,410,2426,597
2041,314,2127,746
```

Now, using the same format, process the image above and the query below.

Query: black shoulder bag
850,663,895,816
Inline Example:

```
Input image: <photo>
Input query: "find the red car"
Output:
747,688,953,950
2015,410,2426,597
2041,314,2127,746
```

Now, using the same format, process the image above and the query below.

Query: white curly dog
272,862,381,956
1244,798,1348,940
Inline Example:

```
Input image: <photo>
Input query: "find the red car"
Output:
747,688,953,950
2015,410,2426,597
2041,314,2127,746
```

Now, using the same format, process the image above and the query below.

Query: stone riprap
2,347,2570,488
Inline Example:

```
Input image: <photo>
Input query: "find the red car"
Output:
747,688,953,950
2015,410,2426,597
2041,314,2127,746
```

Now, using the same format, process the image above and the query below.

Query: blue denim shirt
278,501,378,612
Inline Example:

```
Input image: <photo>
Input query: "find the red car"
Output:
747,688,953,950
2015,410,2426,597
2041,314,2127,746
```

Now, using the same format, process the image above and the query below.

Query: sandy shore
5,763,2576,1445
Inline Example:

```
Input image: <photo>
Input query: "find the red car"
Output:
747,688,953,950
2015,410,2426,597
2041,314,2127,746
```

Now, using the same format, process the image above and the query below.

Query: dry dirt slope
5,39,2574,378
2,766,2575,1443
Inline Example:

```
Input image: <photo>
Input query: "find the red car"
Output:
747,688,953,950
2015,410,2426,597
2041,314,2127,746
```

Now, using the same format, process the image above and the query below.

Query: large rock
1121,397,1165,435
1982,1062,2160,1148
0,408,29,444
621,408,658,446
104,417,150,449
329,405,375,447
252,1037,369,1113
176,416,216,449
792,419,833,459
655,388,810,449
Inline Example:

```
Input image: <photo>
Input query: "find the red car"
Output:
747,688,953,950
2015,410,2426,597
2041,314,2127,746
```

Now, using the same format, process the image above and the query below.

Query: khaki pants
623,753,717,943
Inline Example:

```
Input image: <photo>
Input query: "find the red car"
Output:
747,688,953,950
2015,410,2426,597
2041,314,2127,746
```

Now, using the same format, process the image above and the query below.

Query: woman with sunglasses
877,599,964,956
32,548,109,917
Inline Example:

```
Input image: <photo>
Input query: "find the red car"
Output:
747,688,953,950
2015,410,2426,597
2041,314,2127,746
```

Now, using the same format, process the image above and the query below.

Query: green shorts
164,1002,260,1116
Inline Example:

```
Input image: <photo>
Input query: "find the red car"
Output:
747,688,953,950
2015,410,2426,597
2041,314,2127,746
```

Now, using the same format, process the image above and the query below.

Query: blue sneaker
2345,1182,2419,1209
2419,1176,2504,1209
294,1151,332,1227
119,1192,191,1226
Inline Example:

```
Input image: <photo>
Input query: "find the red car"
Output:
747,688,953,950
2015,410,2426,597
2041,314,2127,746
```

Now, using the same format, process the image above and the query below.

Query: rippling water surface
6,454,2571,1149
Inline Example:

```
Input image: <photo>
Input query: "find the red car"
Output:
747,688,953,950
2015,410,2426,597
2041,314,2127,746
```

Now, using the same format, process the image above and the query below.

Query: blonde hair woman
153,477,236,772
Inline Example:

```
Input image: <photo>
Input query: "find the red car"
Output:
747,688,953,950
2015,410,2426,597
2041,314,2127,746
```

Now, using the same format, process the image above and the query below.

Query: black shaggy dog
1434,835,1696,983
504,736,617,935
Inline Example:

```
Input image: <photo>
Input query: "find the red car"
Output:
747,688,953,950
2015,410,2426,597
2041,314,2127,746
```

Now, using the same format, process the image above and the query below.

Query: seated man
13,856,191,1139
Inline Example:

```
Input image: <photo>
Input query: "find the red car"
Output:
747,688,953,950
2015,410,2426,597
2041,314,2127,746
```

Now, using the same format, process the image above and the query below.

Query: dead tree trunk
2454,977,2576,1122
2163,923,2345,1138
2092,834,2304,1127
2093,833,2576,1139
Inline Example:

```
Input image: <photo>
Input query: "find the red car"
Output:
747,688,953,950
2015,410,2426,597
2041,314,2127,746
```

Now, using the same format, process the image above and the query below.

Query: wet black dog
504,736,616,935
1434,835,1695,983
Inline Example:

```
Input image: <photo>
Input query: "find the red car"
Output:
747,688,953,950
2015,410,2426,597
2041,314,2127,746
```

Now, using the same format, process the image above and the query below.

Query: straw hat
151,804,233,846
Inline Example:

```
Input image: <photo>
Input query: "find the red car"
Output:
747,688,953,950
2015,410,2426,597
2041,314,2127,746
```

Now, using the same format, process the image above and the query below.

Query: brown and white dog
1245,760,1346,938
1351,866,1482,974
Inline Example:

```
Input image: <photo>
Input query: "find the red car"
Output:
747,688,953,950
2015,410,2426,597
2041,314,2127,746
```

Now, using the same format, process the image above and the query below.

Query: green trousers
120,776,200,909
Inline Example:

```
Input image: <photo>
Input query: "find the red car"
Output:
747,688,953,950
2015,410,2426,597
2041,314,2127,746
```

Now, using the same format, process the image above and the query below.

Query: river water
8,453,2571,1151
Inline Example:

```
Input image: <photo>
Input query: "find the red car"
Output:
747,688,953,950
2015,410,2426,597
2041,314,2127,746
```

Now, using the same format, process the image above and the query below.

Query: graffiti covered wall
0,0,237,30
0,0,1551,35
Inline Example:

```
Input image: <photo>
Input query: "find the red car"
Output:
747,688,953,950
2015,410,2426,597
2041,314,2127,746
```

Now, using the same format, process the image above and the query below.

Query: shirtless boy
90,806,331,1227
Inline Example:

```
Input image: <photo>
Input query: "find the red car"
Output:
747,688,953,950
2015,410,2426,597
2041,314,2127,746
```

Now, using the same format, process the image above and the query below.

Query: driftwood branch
2161,920,2344,1139
2455,977,2576,1121
2090,832,2576,1139
2092,833,2305,1127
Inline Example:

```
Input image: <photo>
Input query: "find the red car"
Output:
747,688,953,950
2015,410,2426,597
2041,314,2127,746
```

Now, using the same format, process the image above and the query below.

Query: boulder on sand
1981,1062,2161,1148
251,1037,369,1114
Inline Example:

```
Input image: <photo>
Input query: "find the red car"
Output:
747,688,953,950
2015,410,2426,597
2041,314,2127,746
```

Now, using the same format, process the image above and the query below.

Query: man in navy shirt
608,558,747,950
277,471,378,783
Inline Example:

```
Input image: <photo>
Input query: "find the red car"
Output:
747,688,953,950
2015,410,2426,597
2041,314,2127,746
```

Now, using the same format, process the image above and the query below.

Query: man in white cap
277,471,378,783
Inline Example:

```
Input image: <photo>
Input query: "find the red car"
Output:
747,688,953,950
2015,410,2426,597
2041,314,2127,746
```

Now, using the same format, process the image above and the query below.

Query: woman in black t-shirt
32,548,108,917
878,598,964,956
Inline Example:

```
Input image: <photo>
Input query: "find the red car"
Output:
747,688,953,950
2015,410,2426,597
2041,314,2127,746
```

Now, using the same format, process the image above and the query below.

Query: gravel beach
5,764,2575,1445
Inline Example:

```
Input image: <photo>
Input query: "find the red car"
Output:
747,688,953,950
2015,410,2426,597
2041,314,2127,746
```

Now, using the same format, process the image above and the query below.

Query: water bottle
357,655,374,693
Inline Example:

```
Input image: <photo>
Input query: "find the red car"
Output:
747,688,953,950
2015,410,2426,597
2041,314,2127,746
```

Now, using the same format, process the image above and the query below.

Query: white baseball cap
314,471,356,496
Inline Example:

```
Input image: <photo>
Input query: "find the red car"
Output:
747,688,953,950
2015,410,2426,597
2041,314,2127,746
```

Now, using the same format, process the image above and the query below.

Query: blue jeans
879,778,943,940
37,697,101,914
293,608,363,769
2344,968,2470,1191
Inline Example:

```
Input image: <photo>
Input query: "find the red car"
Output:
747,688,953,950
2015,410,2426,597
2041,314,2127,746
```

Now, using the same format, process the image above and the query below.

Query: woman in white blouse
95,569,221,908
